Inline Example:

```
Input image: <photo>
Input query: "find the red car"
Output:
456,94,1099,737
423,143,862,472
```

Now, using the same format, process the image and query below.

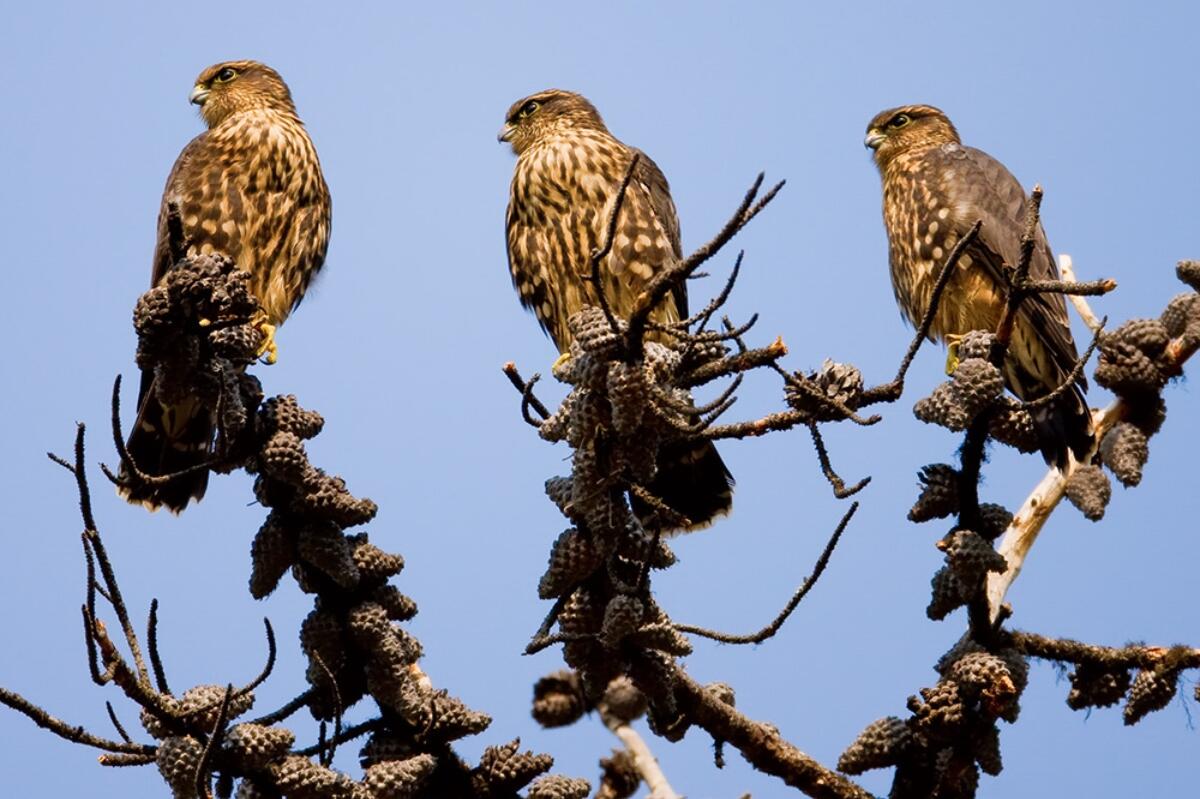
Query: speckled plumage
866,104,1091,467
501,90,684,350
122,61,331,512
500,90,732,530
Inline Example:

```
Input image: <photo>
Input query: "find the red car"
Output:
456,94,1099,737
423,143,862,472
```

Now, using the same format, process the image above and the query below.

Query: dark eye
519,100,541,119
214,67,238,83
888,113,912,129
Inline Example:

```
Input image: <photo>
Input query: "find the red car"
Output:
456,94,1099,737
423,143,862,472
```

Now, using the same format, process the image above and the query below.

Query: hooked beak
190,85,209,106
497,123,515,143
864,129,886,150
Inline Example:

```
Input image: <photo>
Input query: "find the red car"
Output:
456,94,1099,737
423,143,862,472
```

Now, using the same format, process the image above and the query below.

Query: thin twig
808,424,870,499
627,175,784,356
248,689,314,727
103,375,212,490
676,503,857,644
99,752,159,767
148,599,171,696
194,684,233,799
993,187,1043,351
1015,278,1117,296
502,362,551,422
293,717,383,757
0,687,152,755
681,336,788,387
1019,320,1104,411
525,591,575,655
105,701,132,744
236,618,277,697
590,154,642,339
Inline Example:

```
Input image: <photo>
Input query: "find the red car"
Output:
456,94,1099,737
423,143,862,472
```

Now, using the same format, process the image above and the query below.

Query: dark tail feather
1032,383,1093,471
117,371,213,514
633,440,734,534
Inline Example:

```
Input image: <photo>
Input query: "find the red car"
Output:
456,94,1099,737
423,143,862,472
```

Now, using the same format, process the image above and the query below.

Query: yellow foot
251,311,279,365
551,351,572,380
944,334,963,375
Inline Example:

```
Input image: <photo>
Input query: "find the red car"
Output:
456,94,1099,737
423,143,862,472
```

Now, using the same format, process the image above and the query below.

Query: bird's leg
250,310,279,365
944,333,963,374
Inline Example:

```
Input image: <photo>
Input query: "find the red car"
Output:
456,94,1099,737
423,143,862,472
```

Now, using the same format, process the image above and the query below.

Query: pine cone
837,716,912,774
528,774,593,799
362,754,436,799
908,464,959,522
532,671,587,728
1065,464,1112,521
1177,260,1200,292
224,724,295,770
1124,667,1178,725
1067,664,1131,710
540,529,603,599
1100,422,1149,487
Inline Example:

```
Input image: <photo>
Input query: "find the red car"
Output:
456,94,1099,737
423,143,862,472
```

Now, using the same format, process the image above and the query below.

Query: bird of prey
120,60,331,512
500,89,733,531
865,104,1091,468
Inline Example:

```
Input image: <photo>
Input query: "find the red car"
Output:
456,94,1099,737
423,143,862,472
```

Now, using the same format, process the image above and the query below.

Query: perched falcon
120,60,331,512
865,104,1091,468
500,89,733,531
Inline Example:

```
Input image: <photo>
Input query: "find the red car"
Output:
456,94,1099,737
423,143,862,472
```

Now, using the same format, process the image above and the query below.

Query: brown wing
150,115,330,325
150,132,211,287
595,146,683,327
505,140,684,350
929,144,1084,387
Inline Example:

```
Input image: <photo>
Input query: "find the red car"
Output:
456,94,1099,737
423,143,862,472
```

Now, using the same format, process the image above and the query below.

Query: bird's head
190,61,296,128
864,105,959,168
498,89,607,154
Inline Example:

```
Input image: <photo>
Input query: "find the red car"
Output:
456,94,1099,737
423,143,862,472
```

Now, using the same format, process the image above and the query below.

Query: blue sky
1,2,1197,796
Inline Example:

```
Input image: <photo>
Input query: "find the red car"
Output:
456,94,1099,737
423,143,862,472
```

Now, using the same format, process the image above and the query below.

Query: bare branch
664,666,873,799
0,687,152,755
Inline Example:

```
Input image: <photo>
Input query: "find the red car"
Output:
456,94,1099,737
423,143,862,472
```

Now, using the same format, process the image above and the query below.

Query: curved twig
676,503,857,644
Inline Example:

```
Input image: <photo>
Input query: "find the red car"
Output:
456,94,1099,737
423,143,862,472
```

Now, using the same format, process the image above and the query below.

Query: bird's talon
944,335,962,375
251,313,279,365
552,352,572,370
198,317,212,328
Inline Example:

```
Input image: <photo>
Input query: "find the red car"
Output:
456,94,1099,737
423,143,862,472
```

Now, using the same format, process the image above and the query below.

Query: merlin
865,104,1091,467
120,60,332,512
500,89,733,530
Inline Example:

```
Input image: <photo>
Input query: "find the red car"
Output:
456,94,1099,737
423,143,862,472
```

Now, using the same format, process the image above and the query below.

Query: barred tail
117,371,212,514
633,440,734,534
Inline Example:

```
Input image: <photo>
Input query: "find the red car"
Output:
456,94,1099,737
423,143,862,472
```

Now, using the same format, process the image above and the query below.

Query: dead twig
502,362,551,424
807,424,870,499
676,503,857,644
